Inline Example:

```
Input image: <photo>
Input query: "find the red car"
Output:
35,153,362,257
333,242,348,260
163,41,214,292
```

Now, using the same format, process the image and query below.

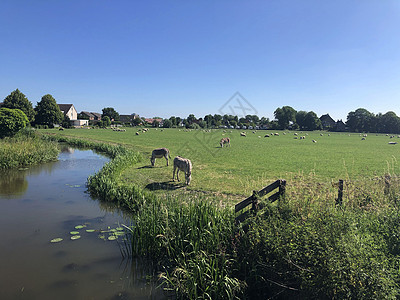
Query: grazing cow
151,148,171,166
240,132,246,137
220,137,231,147
173,156,192,185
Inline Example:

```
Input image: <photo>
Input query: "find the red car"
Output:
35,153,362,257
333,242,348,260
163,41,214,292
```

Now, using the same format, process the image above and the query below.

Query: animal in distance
151,148,171,166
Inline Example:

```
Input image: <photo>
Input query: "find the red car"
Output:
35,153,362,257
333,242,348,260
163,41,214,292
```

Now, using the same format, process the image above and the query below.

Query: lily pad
116,227,124,231
70,231,80,235
98,234,106,240
71,235,81,240
86,229,95,233
75,225,85,229
50,238,63,243
108,236,118,241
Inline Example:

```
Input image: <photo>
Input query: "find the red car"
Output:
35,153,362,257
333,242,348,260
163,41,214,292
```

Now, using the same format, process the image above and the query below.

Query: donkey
150,148,171,166
173,156,192,185
220,137,231,147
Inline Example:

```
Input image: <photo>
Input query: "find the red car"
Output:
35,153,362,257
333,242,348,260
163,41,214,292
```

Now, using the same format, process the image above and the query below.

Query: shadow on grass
145,181,185,191
136,165,154,169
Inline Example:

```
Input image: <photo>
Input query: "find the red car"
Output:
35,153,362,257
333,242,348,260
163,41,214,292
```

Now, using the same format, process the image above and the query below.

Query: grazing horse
220,137,231,148
173,156,192,185
151,148,171,166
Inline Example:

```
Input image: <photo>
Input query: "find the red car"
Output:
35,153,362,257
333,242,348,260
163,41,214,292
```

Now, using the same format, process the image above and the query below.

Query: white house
58,104,88,127
58,104,77,120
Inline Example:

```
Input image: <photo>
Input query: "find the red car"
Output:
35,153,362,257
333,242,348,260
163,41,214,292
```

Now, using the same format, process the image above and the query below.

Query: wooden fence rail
235,179,286,223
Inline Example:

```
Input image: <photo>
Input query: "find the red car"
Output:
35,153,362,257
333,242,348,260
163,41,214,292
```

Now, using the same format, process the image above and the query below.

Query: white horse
173,156,192,185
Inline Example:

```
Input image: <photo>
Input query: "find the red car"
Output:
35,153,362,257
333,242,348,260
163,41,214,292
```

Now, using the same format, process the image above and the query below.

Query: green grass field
42,128,400,197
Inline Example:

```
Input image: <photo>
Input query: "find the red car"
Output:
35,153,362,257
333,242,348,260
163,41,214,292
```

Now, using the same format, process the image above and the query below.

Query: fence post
336,179,343,206
279,179,286,199
251,190,259,211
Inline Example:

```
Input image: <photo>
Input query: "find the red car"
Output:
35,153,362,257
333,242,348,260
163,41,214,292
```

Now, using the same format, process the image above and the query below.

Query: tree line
2,89,400,135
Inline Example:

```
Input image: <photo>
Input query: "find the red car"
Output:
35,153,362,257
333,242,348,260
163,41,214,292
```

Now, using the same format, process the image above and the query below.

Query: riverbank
0,129,59,169
40,133,400,299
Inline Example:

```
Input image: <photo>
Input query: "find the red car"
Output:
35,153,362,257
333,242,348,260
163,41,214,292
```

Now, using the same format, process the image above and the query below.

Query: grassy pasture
42,128,400,197
41,128,400,298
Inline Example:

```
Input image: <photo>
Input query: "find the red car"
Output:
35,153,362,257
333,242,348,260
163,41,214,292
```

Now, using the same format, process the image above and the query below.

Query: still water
0,147,164,300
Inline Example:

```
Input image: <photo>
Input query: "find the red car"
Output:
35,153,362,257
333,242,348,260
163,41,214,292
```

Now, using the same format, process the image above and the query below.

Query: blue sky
1,1,399,121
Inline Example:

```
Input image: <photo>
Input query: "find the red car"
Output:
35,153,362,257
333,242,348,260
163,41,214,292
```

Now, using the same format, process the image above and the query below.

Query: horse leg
173,165,176,181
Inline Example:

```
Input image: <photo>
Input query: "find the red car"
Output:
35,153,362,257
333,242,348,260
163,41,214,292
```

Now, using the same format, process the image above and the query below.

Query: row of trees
85,104,400,134
1,89,70,128
159,108,322,131
3,89,400,134
346,108,400,134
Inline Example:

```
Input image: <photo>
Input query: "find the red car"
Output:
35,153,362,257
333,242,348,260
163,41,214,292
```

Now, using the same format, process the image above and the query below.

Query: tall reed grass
0,128,59,169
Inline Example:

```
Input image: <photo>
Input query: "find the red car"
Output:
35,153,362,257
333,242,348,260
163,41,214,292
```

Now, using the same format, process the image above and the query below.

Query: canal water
0,147,164,300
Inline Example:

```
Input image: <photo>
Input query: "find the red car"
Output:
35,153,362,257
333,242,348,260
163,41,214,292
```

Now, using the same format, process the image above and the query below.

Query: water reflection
0,160,59,198
0,170,28,196
0,148,165,299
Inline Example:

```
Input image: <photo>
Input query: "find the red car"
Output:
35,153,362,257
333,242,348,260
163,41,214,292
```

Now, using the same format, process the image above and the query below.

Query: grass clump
0,128,59,169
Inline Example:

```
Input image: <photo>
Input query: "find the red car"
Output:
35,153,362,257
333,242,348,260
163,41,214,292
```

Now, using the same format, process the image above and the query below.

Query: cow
173,156,192,185
150,148,171,166
220,137,231,147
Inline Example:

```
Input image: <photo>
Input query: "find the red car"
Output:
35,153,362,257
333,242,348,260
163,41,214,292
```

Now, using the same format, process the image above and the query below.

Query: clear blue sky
1,0,399,121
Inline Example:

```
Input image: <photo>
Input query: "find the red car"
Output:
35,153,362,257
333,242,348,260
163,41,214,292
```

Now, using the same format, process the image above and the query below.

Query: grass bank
0,129,59,169
43,132,400,299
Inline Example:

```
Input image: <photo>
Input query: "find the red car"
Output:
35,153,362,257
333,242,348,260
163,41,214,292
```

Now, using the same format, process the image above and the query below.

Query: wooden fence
235,179,286,223
236,177,393,222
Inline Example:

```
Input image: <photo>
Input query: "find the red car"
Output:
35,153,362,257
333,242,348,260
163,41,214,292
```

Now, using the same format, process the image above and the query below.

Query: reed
0,129,59,169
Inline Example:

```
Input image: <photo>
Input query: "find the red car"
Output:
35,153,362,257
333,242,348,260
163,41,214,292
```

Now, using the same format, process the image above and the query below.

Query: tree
346,108,374,132
295,111,308,130
213,114,222,127
203,114,212,128
61,115,72,128
34,94,64,126
260,117,270,128
162,119,172,128
102,107,119,121
304,111,322,131
0,108,29,138
379,111,400,134
169,116,177,127
186,114,196,125
102,116,111,127
274,106,296,129
3,89,35,123
153,120,160,128
132,118,142,126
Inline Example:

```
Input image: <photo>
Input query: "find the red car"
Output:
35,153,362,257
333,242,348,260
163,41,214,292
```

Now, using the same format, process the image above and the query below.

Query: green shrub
0,108,29,138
